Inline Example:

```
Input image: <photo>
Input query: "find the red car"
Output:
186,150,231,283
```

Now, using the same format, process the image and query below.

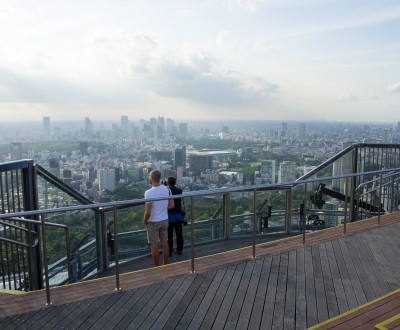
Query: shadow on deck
1,212,400,329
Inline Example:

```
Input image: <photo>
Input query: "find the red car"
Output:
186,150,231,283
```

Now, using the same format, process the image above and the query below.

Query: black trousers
168,221,184,252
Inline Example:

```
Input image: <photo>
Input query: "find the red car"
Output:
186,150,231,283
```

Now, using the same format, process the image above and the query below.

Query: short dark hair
167,176,176,186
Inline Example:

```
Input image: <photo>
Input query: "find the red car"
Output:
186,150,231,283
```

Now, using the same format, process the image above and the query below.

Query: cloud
151,56,278,106
223,0,266,12
387,82,400,93
338,95,357,102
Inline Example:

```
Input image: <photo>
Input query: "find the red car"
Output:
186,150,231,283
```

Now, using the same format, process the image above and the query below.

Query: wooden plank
188,268,227,330
198,265,236,329
223,260,255,329
343,238,376,302
295,247,307,330
260,254,280,329
283,249,297,329
172,270,217,330
111,283,166,329
351,235,386,297
337,237,367,307
304,245,318,327
271,252,289,330
364,231,400,290
124,279,176,329
210,262,246,329
312,244,329,323
247,256,273,330
236,258,264,329
69,293,115,329
4,310,39,329
89,290,136,329
325,240,349,315
35,301,84,329
318,242,339,319
142,275,195,329
331,239,358,310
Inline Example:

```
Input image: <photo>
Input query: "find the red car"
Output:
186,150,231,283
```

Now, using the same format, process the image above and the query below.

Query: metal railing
1,143,400,305
0,166,399,305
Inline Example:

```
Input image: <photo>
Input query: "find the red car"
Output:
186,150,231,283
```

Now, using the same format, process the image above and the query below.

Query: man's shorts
147,220,168,245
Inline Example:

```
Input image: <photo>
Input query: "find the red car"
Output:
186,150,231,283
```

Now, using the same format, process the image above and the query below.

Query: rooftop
1,212,399,329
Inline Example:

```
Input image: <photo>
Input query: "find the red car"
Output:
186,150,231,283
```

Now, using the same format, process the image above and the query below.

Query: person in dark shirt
166,176,184,256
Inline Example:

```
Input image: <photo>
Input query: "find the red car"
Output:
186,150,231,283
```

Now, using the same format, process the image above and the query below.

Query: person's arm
168,198,174,209
143,202,152,225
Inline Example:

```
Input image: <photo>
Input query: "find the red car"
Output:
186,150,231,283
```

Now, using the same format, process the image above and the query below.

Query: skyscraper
43,116,50,139
278,161,297,183
174,146,186,177
84,117,93,138
299,123,306,141
121,116,129,136
260,160,276,184
98,169,116,192
178,123,188,137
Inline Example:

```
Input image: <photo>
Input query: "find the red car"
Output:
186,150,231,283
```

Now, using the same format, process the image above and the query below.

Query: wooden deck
0,212,399,329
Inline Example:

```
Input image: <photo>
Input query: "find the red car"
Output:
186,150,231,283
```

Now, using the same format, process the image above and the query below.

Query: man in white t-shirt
144,170,174,267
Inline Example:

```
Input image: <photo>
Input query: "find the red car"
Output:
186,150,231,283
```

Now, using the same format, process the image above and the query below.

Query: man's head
167,176,176,186
149,170,161,185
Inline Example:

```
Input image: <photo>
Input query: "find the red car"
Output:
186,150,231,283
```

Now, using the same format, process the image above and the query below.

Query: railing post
223,193,231,240
285,189,292,234
349,148,358,222
113,206,121,290
390,174,395,213
344,177,348,235
22,161,43,290
40,214,51,306
99,210,108,271
95,209,105,273
378,172,383,226
252,189,257,259
302,183,307,245
190,196,195,273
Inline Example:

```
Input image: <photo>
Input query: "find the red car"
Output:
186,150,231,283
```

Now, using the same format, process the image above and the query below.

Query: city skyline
0,1,399,122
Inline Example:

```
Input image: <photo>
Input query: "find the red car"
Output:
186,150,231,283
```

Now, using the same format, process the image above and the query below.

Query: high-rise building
43,116,50,139
189,154,212,176
84,117,93,138
299,123,306,141
260,160,276,184
49,158,60,177
282,122,288,132
80,141,88,155
222,126,229,134
323,202,338,226
174,146,186,176
121,116,129,136
10,143,22,161
278,161,297,183
98,169,116,192
178,123,188,137
166,118,174,134
61,169,73,186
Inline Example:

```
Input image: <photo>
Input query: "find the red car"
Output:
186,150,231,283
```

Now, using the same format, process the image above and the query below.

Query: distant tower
121,116,129,136
43,116,50,139
298,123,306,141
10,142,22,161
84,117,93,138
174,146,187,178
222,126,229,134
166,118,175,134
80,141,88,155
383,129,388,143
178,123,188,137
281,122,288,132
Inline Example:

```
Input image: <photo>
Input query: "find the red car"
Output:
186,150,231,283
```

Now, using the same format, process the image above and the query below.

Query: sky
0,0,399,123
